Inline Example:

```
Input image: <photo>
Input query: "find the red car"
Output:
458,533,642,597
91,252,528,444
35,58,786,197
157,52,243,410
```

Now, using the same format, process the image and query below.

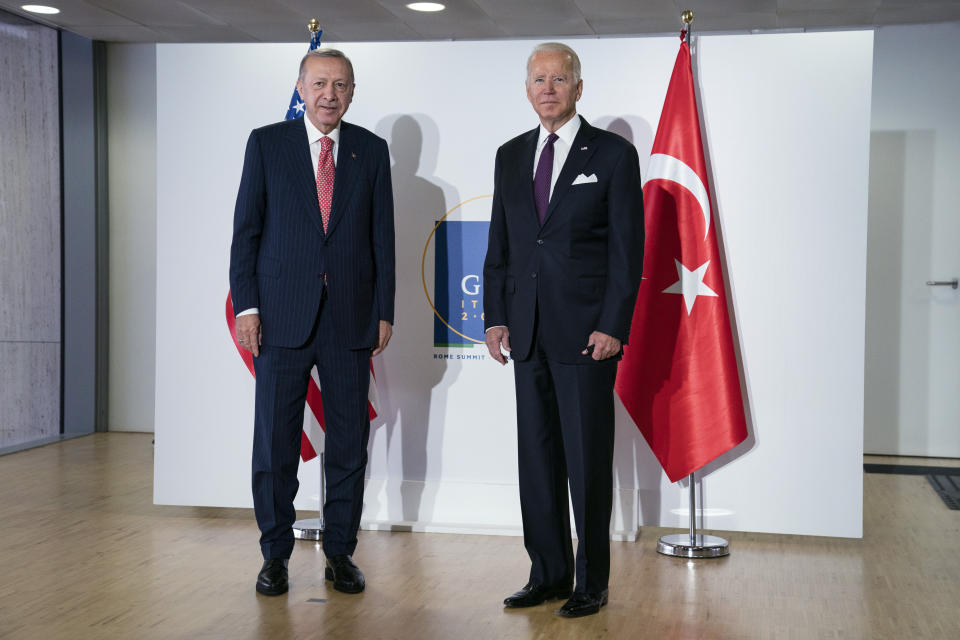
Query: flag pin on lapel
580,146,588,151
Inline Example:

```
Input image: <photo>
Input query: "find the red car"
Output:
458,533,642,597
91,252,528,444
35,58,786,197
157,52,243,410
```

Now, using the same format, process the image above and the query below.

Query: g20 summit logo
421,195,492,353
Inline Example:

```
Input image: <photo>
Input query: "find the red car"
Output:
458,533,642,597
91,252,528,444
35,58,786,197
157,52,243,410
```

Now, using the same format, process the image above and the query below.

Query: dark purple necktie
534,133,559,224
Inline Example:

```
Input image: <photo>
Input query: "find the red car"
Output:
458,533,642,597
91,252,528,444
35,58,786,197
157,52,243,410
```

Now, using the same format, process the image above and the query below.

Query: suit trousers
513,321,617,594
251,296,371,559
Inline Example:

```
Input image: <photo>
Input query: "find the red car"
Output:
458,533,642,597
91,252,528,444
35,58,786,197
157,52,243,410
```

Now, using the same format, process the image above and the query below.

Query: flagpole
292,16,326,543
683,8,693,41
307,17,320,42
293,451,326,540
657,472,729,557
652,11,731,560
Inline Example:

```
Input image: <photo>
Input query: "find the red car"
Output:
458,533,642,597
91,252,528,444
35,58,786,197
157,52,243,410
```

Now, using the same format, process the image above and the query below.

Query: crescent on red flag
644,153,711,238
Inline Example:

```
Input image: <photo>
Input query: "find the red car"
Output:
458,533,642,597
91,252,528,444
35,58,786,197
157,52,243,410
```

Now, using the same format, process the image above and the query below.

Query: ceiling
1,0,959,43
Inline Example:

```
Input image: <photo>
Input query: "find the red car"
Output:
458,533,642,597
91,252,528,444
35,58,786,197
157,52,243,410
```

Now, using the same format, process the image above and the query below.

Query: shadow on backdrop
595,115,667,528
367,114,461,526
689,56,756,521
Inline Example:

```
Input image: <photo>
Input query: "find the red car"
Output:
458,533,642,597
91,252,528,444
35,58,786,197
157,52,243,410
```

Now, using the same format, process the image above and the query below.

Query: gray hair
526,42,581,83
299,48,355,84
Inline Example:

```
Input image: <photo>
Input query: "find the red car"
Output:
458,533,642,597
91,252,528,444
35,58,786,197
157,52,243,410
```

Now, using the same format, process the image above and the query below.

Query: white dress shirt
236,116,341,318
304,113,341,171
532,114,581,201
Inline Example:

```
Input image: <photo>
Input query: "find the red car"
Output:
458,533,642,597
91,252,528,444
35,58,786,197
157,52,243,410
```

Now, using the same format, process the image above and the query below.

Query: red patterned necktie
316,136,335,232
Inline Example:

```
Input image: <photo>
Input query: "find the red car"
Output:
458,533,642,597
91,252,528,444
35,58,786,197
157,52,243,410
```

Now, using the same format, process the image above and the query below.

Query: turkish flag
615,37,747,483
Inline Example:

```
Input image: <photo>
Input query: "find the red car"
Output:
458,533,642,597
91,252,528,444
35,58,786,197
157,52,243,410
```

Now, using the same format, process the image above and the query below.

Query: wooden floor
1,434,958,639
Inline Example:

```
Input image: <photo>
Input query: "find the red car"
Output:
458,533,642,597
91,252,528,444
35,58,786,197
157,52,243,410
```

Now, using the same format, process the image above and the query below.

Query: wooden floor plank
0,434,957,639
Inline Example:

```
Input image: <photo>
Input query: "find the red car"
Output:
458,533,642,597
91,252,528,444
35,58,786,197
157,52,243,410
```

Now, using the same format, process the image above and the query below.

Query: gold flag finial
308,18,320,34
681,9,694,24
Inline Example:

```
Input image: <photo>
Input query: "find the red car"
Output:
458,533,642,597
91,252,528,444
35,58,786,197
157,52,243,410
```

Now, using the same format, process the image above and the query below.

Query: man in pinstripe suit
229,48,395,597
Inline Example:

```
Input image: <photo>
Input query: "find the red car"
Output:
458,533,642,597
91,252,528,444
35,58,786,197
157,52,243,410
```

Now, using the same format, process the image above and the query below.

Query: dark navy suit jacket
483,116,644,363
230,118,395,350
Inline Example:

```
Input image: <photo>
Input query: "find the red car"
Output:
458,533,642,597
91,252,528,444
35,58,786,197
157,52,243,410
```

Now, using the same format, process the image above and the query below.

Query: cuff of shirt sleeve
236,307,259,317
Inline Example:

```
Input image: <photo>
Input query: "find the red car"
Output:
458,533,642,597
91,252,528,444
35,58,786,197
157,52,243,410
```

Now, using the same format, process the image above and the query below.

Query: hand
583,331,621,361
372,321,393,356
236,314,262,357
485,326,511,365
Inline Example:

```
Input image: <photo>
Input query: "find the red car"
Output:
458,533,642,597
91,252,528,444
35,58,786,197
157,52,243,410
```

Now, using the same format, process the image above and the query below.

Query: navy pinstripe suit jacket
229,118,395,350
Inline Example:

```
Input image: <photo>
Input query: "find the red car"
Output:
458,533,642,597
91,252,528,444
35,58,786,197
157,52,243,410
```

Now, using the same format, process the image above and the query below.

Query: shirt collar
538,114,580,149
304,115,341,146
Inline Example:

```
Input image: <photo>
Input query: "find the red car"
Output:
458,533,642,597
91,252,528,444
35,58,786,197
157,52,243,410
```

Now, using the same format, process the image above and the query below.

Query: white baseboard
357,478,639,542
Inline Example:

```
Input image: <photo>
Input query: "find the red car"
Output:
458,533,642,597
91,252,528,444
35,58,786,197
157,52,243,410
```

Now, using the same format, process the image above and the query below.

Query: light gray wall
0,11,61,448
61,30,100,436
106,43,156,432
865,22,960,455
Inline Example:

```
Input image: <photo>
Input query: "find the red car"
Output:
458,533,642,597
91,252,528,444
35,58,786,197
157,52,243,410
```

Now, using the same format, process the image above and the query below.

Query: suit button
537,239,544,245
531,273,537,279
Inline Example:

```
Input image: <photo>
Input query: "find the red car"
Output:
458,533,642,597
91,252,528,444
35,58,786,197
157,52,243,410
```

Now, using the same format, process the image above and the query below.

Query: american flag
283,27,323,121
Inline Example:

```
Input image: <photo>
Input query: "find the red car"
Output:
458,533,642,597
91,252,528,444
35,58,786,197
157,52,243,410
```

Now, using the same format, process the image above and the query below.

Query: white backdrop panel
155,31,872,538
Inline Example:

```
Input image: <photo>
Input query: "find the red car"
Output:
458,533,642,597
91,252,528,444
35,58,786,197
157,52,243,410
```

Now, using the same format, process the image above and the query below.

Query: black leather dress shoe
556,590,609,617
503,582,574,608
256,558,289,596
325,555,365,593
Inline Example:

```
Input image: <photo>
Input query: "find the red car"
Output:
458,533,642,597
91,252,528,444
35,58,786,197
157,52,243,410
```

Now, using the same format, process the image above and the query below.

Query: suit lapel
542,116,599,226
517,128,539,225
282,119,326,235
325,121,362,238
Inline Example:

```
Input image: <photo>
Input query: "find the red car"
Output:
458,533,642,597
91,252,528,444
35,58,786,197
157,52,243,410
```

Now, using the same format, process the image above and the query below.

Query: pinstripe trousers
251,295,371,560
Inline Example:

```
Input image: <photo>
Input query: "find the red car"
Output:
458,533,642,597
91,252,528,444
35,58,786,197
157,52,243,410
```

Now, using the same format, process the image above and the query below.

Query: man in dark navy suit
230,48,395,597
483,42,644,618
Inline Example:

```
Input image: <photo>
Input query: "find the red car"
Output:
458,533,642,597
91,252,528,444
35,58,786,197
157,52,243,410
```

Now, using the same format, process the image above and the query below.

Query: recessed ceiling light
21,4,60,14
406,2,445,12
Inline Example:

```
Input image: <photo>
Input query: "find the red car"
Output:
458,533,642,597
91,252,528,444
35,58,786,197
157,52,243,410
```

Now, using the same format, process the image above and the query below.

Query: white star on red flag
663,259,718,315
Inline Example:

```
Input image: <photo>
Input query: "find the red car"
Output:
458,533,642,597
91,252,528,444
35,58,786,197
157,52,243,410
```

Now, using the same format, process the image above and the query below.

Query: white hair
299,48,355,83
526,42,581,83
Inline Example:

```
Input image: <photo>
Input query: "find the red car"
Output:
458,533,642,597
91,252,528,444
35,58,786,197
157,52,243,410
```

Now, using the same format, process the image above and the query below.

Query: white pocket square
572,173,598,185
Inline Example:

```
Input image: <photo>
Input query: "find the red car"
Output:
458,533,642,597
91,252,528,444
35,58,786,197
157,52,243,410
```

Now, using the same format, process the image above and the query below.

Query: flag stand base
293,517,323,541
293,452,325,541
656,471,730,558
656,533,729,558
